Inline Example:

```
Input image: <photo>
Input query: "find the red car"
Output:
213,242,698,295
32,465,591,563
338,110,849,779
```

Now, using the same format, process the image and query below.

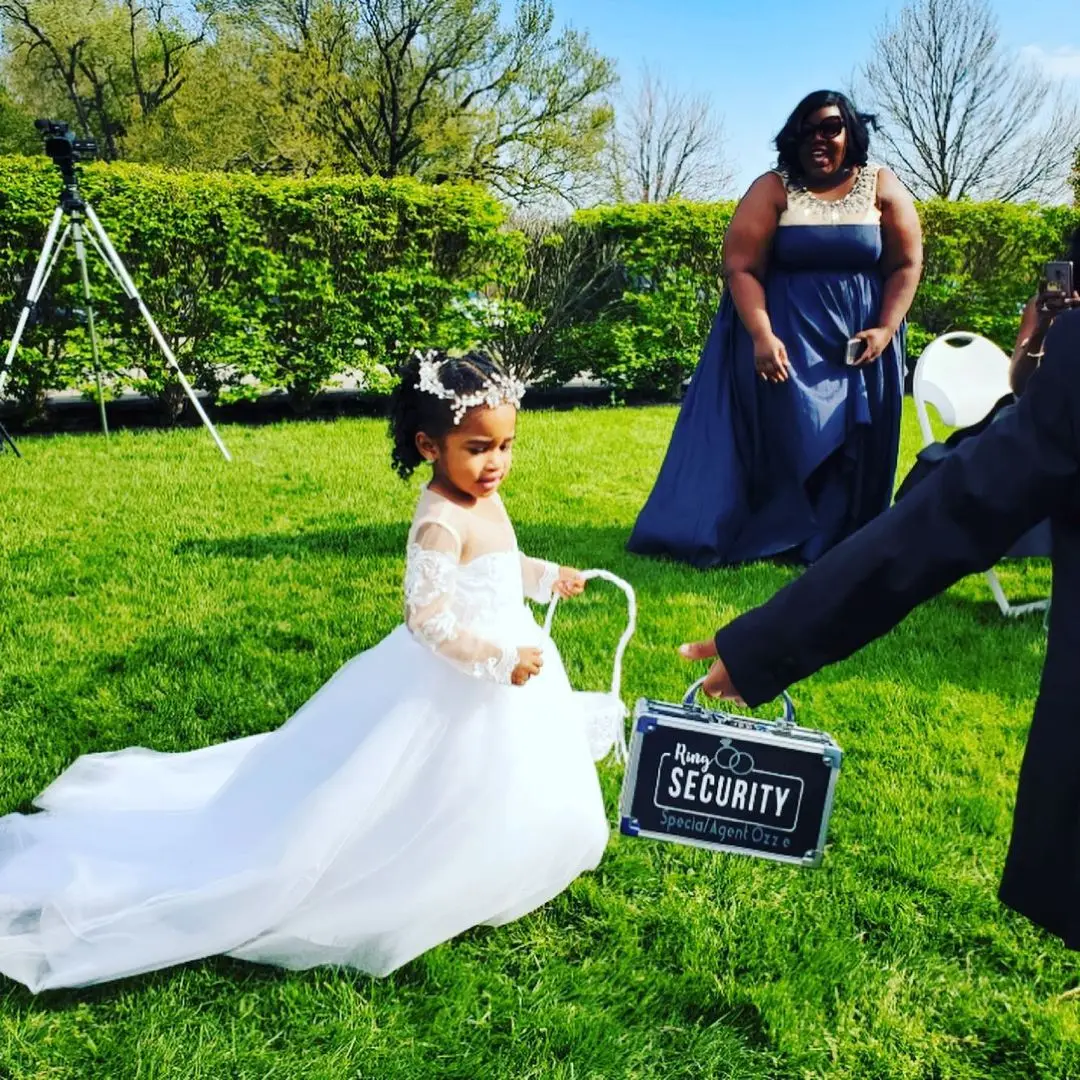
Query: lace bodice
403,487,558,685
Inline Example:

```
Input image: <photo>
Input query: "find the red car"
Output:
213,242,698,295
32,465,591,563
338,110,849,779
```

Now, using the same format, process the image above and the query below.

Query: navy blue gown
628,165,905,567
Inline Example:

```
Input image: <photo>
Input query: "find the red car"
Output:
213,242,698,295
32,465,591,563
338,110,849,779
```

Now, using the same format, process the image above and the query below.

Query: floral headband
416,350,526,425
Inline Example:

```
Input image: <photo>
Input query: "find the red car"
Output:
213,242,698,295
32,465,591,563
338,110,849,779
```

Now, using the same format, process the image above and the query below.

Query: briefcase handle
543,569,636,701
682,677,797,730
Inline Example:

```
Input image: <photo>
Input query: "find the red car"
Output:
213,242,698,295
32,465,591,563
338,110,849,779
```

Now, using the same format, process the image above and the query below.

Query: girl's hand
553,567,586,598
512,646,543,686
850,326,893,365
753,332,790,383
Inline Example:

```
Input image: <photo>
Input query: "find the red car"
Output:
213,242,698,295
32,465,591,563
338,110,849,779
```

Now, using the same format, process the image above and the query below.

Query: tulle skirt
0,617,609,992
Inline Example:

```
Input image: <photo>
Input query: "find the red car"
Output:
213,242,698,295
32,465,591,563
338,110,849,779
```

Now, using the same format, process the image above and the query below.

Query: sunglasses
800,116,845,141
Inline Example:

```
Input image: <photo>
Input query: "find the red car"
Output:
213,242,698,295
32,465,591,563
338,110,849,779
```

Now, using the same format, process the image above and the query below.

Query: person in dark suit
678,308,1080,948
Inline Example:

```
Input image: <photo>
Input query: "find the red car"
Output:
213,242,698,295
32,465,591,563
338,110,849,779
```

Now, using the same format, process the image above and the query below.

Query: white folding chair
912,331,1049,618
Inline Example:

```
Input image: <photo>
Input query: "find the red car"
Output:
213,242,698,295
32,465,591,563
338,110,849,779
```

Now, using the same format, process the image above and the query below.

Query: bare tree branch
604,64,732,204
490,216,622,382
860,0,1080,202
0,0,98,136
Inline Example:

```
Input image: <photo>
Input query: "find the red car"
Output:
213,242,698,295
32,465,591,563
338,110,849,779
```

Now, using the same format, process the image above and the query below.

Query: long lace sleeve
520,554,559,604
404,521,519,685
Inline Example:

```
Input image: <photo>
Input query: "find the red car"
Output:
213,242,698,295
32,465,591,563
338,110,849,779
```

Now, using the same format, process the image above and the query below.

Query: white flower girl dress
0,486,610,992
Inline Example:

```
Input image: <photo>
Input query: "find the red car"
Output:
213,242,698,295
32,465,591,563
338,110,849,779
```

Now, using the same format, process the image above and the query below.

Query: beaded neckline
778,164,880,223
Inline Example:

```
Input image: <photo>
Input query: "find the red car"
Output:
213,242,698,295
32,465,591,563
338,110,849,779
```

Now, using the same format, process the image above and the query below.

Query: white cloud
1019,44,1080,81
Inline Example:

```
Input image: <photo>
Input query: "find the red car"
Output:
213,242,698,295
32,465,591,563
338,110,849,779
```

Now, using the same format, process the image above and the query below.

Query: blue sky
552,0,1080,197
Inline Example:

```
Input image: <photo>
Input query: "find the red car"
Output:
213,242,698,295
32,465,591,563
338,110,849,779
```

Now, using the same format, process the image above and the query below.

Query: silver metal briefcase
618,678,842,868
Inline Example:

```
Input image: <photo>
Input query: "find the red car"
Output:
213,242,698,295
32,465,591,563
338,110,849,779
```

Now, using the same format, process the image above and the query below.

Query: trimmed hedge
0,158,522,414
910,200,1080,356
565,198,1080,393
557,201,735,396
0,153,1076,411
558,201,733,396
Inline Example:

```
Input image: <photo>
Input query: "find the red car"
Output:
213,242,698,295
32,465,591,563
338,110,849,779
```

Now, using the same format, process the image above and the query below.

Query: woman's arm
877,168,923,333
852,168,923,363
722,173,788,381
721,173,784,338
1011,297,1042,396
1011,290,1080,396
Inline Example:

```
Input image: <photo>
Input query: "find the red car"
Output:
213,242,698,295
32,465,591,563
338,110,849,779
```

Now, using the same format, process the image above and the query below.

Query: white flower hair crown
415,350,526,425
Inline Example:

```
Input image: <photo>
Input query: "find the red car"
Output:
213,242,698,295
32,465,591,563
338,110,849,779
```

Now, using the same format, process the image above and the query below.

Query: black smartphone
1044,260,1074,296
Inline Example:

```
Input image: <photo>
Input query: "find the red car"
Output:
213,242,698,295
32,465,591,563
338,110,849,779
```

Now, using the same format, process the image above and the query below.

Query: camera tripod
0,136,231,460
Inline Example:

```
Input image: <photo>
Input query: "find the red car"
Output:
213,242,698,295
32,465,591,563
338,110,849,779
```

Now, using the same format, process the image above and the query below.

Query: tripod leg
70,218,109,439
82,203,232,462
0,207,66,401
0,417,21,457
44,224,72,292
85,228,126,293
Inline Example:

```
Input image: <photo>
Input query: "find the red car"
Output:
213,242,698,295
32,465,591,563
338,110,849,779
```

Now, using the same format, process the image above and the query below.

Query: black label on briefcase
619,691,841,868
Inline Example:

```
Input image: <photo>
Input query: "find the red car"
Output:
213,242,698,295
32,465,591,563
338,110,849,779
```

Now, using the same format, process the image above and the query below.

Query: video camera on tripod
33,120,97,210
34,120,97,168
0,118,231,460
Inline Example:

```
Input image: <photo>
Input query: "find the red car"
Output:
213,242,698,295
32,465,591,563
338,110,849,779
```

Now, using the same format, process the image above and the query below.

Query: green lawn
0,403,1073,1079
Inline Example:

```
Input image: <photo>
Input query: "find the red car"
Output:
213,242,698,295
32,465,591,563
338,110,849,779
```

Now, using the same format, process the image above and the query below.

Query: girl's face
418,403,517,502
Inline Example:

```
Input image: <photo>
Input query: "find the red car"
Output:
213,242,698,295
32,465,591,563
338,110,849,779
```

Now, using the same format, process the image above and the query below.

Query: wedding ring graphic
714,738,755,777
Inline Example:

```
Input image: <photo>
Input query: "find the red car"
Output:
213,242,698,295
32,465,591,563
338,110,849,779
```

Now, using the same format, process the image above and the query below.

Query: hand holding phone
845,337,867,365
1037,260,1079,329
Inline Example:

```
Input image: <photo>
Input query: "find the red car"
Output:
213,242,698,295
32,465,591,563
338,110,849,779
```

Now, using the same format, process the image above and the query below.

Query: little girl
0,351,610,992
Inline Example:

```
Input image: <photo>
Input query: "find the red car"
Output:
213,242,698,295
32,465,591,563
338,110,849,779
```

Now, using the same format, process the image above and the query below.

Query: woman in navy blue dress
628,91,923,567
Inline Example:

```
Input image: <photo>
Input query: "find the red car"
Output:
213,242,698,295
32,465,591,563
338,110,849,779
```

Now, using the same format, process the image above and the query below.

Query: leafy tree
0,0,220,160
239,0,617,203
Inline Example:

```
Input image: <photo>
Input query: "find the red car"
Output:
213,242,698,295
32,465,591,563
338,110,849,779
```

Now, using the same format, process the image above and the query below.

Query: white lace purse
542,569,636,764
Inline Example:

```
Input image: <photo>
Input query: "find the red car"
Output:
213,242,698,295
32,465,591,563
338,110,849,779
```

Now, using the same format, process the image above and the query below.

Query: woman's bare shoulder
736,171,787,212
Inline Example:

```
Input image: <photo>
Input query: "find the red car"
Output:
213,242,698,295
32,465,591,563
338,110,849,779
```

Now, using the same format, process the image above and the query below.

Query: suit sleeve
714,312,1080,707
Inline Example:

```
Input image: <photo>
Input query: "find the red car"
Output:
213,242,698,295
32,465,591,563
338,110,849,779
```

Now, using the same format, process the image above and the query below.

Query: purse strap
543,569,637,700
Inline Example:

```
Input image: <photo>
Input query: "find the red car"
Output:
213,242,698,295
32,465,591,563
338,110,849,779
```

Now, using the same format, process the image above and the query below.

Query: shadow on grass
171,520,654,566
174,521,409,561
170,519,1049,705
0,953,309,1013
0,947,437,1015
